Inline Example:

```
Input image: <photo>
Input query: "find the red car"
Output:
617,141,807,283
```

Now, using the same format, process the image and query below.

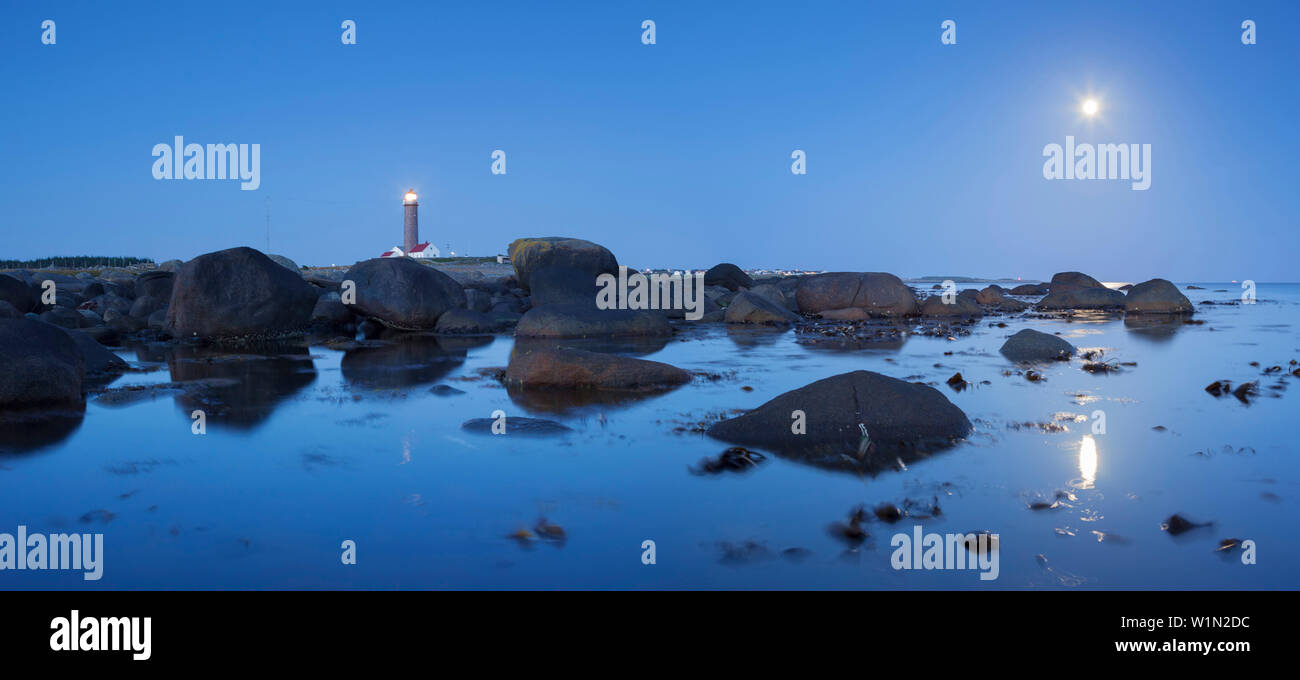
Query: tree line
0,256,155,269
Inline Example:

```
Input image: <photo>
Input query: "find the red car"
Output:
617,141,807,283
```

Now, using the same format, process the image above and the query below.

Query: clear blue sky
3,1,1297,281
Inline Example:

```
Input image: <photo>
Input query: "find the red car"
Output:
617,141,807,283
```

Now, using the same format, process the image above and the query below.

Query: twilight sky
3,1,1297,281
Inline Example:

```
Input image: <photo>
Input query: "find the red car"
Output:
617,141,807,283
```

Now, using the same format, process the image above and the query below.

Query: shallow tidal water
3,283,1297,590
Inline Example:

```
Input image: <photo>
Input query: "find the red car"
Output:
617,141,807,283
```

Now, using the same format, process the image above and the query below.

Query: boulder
1009,283,1048,296
63,329,128,377
795,272,919,317
919,295,983,317
434,308,499,334
268,254,300,272
724,291,800,324
528,265,599,308
130,295,165,319
703,263,754,292
136,271,176,300
39,307,87,329
342,257,466,331
0,274,33,313
706,370,972,456
507,237,618,291
1124,278,1193,314
975,286,1008,305
1037,287,1126,310
310,292,354,326
514,304,671,338
505,347,689,391
0,300,19,319
464,289,493,313
0,319,85,408
1048,271,1106,292
998,328,1076,362
166,247,320,340
747,283,790,309
157,259,183,273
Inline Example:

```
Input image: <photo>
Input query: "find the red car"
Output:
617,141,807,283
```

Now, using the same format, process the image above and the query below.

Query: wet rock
430,384,465,396
706,370,972,461
342,256,466,331
690,447,766,474
703,263,754,292
1048,271,1106,292
310,292,354,326
167,247,319,340
0,319,85,409
998,328,1076,362
795,272,919,317
1124,278,1193,314
919,295,982,317
0,300,20,319
433,307,499,334
724,290,800,324
1037,286,1126,310
975,286,1009,305
514,304,670,338
505,347,689,391
1009,283,1049,296
63,329,128,378
873,503,903,523
533,518,566,541
507,237,618,292
464,288,493,313
1162,513,1212,536
460,416,573,436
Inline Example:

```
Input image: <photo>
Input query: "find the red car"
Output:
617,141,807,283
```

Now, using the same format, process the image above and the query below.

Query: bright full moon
1082,99,1099,116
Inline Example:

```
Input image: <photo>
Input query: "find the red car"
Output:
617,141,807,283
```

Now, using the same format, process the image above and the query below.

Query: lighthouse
402,189,419,253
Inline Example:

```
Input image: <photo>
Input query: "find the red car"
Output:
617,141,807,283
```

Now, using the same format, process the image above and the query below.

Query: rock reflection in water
340,333,467,389
0,408,86,456
167,343,317,429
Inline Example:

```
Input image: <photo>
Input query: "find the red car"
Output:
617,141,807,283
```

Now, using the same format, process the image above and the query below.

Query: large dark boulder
505,347,690,391
0,319,85,409
1124,278,1193,314
1048,271,1106,292
919,295,983,317
166,247,320,340
998,328,1077,362
1009,283,1049,296
434,308,499,334
515,304,671,338
706,370,971,461
0,274,34,313
63,329,128,377
703,263,754,292
136,270,175,300
528,265,599,308
342,257,466,331
795,272,919,317
1037,286,1126,310
724,291,800,324
507,237,618,292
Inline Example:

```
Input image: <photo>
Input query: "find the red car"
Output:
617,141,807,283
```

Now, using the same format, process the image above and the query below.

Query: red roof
408,242,432,253
381,250,396,257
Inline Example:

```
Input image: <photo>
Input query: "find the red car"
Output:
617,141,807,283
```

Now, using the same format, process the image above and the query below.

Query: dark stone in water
430,384,465,396
460,416,573,436
166,247,319,340
999,329,1076,362
706,370,971,472
0,319,85,409
1163,513,1211,536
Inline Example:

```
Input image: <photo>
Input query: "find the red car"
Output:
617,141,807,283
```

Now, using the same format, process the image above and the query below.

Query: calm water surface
3,283,1297,589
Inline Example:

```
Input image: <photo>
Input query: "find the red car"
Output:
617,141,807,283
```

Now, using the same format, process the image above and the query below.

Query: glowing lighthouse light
403,189,418,204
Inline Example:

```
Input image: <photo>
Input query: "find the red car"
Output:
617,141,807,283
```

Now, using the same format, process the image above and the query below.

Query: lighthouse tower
402,189,419,253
